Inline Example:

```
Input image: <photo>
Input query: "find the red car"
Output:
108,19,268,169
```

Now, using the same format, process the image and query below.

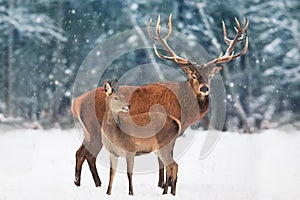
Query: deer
72,14,249,189
101,80,181,195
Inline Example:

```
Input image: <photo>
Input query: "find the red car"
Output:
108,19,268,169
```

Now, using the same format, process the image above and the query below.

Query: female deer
101,80,181,195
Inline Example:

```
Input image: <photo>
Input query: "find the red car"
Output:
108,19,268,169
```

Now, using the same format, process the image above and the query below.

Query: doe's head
104,80,130,113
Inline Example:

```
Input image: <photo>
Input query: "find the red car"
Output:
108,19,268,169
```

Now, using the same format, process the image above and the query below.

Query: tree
240,0,300,125
0,0,66,118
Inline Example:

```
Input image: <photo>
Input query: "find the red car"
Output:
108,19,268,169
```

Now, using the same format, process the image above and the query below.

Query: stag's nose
200,86,209,92
200,85,209,93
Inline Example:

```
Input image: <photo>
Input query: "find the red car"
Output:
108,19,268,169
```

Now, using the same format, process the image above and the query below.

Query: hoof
162,188,168,195
74,178,80,187
129,191,134,195
95,182,101,187
171,189,176,196
158,182,165,188
106,187,112,195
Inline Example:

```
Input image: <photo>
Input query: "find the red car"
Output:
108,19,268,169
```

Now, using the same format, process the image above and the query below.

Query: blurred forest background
0,0,299,132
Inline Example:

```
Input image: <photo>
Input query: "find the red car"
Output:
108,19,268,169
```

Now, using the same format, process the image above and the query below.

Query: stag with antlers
72,14,248,191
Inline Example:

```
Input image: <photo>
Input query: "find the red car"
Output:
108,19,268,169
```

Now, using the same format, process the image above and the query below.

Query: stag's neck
177,81,210,129
197,93,210,118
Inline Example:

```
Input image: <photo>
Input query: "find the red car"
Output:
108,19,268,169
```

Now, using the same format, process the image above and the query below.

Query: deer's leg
83,127,103,187
156,146,177,195
74,144,86,186
86,150,102,187
168,148,174,187
106,154,118,195
170,162,178,196
163,165,171,194
158,157,164,188
126,153,135,195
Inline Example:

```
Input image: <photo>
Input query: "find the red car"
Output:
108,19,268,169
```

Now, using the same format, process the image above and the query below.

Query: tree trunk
5,0,14,117
128,11,166,81
223,66,252,133
48,0,65,125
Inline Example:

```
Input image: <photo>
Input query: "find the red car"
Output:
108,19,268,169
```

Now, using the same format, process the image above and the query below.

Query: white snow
0,127,300,200
130,3,139,11
0,114,23,123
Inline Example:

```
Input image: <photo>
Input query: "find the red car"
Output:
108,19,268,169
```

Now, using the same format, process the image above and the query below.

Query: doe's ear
209,66,222,77
104,81,113,95
111,79,119,90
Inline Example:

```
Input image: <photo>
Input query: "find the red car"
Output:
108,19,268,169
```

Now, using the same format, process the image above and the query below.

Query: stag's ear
209,66,222,78
104,81,113,95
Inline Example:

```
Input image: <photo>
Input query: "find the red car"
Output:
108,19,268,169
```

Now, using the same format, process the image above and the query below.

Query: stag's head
148,14,249,98
104,80,130,113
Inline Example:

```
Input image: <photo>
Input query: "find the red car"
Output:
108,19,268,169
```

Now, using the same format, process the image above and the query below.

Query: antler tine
154,15,178,60
155,15,161,39
222,20,232,45
243,17,249,33
148,14,192,65
226,17,248,54
164,13,173,40
148,18,158,41
205,17,249,68
234,17,241,32
154,14,173,41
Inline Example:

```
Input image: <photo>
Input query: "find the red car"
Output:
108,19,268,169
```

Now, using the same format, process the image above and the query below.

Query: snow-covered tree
0,0,299,129
240,0,300,126
0,0,66,118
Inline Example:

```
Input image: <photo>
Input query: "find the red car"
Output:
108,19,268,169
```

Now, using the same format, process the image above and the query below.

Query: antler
148,14,194,66
148,15,249,70
204,17,249,68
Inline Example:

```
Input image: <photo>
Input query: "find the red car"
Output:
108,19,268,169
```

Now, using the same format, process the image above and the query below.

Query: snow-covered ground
0,126,300,200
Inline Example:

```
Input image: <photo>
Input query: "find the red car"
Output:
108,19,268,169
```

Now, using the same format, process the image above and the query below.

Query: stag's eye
200,85,209,93
192,74,197,79
114,97,119,100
